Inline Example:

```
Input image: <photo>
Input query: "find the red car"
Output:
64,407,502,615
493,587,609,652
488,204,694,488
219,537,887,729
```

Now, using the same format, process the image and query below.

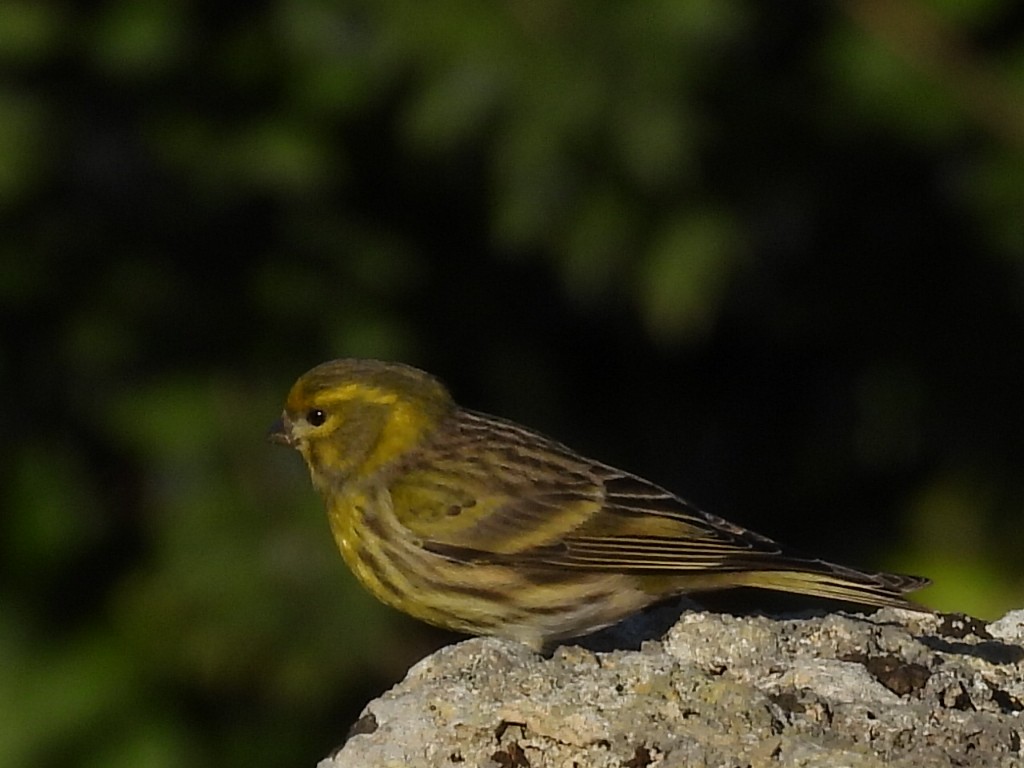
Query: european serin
270,358,927,650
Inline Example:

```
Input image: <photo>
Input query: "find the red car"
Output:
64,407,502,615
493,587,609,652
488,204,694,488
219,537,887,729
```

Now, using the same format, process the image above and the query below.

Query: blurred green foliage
2,1,1022,766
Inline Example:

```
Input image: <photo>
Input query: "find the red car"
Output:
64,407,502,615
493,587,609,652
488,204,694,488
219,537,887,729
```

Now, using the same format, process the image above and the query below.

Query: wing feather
388,409,925,598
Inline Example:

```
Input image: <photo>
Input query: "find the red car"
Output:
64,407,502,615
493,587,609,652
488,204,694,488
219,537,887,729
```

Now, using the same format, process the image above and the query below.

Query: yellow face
269,359,455,490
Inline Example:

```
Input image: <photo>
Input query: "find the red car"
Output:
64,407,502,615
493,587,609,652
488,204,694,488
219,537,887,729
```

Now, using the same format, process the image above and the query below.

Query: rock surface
321,608,1024,768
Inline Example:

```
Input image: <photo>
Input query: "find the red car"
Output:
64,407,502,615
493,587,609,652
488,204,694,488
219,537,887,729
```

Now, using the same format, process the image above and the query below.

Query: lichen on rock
321,608,1024,768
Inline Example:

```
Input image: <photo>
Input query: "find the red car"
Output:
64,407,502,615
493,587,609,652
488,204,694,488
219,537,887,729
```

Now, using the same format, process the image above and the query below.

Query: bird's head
269,359,455,491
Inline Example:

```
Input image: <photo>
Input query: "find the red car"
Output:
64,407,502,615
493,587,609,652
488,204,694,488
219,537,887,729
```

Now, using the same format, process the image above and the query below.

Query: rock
320,607,1024,767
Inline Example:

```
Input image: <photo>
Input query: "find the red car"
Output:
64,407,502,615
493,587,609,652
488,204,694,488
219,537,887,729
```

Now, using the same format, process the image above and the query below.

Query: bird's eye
306,408,327,427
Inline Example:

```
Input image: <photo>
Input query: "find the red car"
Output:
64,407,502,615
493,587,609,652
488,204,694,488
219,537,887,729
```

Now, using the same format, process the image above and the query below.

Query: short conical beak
267,415,294,446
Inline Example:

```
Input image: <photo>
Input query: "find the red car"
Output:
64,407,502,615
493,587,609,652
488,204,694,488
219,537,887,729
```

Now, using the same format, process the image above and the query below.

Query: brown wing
392,409,927,600
389,409,609,555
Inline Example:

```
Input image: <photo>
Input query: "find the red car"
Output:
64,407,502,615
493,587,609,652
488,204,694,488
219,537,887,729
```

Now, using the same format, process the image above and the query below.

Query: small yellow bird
270,358,928,650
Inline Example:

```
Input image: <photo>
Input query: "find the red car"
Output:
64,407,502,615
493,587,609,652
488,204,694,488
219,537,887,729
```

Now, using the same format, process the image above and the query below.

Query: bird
269,358,929,651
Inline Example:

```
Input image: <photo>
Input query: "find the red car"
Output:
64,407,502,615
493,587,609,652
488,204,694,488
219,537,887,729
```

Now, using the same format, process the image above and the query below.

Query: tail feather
718,566,929,610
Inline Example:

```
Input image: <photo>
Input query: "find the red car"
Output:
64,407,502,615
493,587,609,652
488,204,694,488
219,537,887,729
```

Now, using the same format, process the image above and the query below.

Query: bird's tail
707,562,930,610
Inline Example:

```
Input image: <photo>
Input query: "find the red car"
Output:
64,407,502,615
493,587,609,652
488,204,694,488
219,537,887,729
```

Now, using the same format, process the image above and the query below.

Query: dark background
2,1,1023,765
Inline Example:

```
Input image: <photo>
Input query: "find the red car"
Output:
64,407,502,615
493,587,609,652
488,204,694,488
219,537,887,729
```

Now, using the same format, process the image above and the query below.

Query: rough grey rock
321,608,1024,768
